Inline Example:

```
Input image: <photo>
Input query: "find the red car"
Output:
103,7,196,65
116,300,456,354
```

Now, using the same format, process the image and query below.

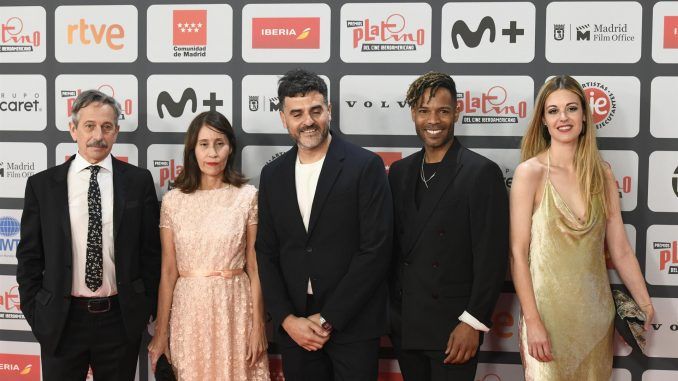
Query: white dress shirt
295,154,325,295
68,152,117,297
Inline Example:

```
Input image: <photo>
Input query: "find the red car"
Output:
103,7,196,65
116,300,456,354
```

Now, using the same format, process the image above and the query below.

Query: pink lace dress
159,184,270,381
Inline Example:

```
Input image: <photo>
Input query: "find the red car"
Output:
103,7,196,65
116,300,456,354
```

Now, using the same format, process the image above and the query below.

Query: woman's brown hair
173,111,247,193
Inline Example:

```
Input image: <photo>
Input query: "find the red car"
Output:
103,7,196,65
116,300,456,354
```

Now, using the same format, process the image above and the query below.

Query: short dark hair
173,111,247,193
70,89,122,126
277,68,328,108
405,72,458,108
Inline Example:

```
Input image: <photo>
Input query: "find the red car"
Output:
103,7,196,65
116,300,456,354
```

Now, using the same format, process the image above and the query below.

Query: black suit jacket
256,135,393,345
389,141,509,350
16,155,161,354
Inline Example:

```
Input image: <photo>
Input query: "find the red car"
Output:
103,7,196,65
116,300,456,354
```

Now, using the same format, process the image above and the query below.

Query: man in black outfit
388,72,509,380
256,69,393,380
16,90,160,381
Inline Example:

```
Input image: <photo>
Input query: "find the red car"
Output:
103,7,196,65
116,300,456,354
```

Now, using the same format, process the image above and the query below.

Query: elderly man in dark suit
16,90,161,381
256,69,393,381
388,72,509,381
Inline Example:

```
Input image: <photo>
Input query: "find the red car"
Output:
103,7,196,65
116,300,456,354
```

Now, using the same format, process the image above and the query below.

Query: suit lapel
307,136,344,238
401,149,422,239
52,157,74,266
404,141,464,256
112,157,127,239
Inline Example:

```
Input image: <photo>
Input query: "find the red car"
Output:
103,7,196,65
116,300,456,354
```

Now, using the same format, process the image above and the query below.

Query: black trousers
390,304,478,381
40,297,141,381
280,295,380,381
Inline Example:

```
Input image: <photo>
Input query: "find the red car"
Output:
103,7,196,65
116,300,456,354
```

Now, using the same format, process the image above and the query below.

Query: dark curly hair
277,68,328,109
405,72,458,108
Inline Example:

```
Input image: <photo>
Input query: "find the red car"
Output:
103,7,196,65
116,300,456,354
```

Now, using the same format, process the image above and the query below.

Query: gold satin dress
520,157,614,381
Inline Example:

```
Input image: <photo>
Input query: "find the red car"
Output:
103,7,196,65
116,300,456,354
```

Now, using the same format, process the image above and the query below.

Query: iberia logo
252,17,320,49
173,10,207,46
664,16,678,49
0,353,40,381
375,152,403,174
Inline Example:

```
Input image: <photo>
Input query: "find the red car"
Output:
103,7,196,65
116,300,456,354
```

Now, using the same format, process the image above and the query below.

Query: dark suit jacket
389,141,509,350
256,135,393,345
16,155,161,354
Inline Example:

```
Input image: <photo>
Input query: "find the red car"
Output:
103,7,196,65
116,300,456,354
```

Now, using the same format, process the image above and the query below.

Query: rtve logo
55,5,138,62
67,18,124,50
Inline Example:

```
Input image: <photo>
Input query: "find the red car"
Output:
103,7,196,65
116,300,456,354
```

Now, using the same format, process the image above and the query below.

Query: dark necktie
86,165,103,292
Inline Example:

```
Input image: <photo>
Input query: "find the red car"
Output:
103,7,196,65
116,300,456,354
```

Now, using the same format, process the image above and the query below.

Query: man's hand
307,313,333,333
444,322,479,364
282,315,330,351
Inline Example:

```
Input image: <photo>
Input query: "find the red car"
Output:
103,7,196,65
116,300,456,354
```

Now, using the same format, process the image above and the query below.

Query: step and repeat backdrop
1,0,677,380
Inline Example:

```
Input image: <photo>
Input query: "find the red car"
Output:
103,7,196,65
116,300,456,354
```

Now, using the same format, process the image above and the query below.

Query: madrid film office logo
172,9,207,57
156,88,223,118
451,17,524,48
347,13,425,52
248,95,281,112
553,23,634,42
1,16,41,53
553,24,591,41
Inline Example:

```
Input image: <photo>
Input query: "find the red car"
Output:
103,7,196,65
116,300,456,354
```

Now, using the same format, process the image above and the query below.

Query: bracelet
639,303,653,308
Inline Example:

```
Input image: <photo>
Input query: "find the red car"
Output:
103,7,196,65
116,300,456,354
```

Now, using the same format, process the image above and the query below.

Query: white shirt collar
72,152,113,174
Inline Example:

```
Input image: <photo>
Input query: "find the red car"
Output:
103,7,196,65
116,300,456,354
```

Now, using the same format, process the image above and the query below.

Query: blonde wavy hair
520,75,610,215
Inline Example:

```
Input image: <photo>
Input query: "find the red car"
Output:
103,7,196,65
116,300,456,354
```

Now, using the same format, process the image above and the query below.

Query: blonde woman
510,75,653,380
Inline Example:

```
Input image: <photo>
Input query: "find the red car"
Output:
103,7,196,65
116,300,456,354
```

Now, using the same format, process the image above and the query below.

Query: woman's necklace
420,153,437,189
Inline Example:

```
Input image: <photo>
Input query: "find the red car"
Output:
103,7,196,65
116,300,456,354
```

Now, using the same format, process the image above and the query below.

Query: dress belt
179,268,244,278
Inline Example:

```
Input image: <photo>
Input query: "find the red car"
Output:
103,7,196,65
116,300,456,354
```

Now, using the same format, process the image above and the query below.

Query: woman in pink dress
148,111,270,380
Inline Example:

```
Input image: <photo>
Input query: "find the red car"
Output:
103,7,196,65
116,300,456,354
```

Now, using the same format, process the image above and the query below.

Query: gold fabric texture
160,185,270,381
519,168,614,381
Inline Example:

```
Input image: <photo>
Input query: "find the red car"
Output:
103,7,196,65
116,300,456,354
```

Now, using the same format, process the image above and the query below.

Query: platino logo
154,159,183,192
457,86,528,124
61,85,132,121
654,241,678,275
348,14,425,52
1,16,41,53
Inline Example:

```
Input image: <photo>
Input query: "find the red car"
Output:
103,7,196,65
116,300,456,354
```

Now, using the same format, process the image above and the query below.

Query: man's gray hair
70,89,122,126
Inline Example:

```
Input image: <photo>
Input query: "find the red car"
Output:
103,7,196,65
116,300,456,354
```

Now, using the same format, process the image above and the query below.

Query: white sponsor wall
1,1,676,380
